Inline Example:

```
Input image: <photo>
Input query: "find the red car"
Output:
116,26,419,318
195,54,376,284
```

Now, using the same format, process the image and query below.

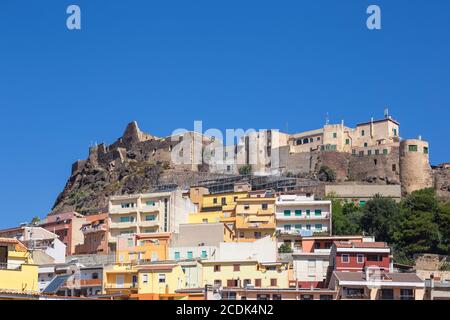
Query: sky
0,0,449,228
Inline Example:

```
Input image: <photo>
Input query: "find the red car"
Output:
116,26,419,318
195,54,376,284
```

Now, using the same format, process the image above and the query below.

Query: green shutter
295,210,301,216
315,209,322,216
284,210,291,216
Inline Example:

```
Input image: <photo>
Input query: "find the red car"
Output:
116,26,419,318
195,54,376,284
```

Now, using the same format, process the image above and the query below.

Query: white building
275,194,332,251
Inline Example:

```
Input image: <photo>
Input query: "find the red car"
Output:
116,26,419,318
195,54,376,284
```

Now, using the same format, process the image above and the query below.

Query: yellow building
103,262,188,300
234,197,276,242
188,191,248,224
0,238,38,293
201,260,289,289
116,233,171,264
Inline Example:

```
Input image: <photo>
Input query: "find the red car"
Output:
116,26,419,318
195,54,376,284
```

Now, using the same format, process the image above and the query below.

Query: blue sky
0,0,449,228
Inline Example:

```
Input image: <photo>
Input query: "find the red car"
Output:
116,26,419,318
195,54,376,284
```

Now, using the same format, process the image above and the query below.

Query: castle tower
399,138,433,194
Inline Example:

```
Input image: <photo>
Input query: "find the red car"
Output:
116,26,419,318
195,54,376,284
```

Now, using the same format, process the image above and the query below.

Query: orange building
116,233,171,263
75,213,109,255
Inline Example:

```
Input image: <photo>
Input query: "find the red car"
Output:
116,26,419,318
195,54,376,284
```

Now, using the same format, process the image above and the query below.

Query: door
116,275,124,288
0,246,7,269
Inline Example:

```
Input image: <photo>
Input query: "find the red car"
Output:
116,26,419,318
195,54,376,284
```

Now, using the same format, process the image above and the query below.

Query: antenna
384,108,389,119
325,112,329,126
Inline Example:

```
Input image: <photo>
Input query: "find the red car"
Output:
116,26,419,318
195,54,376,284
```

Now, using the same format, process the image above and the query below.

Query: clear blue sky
0,0,449,228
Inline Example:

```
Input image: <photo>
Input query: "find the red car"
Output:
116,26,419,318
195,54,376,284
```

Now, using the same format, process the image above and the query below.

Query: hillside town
0,114,449,300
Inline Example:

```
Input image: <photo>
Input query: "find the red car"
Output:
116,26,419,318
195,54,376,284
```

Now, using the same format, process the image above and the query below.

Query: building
187,191,248,224
0,238,39,293
219,287,336,300
75,213,109,255
325,184,402,205
108,190,195,250
329,241,392,273
424,276,450,300
0,226,66,264
201,260,289,291
234,197,276,242
169,223,234,261
116,233,171,264
103,261,187,300
39,211,86,256
328,269,425,300
275,194,332,250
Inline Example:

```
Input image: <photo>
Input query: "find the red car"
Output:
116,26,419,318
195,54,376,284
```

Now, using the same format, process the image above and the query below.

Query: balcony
65,278,102,287
82,224,107,234
276,213,330,221
141,204,160,213
109,206,138,214
140,220,159,228
109,221,138,229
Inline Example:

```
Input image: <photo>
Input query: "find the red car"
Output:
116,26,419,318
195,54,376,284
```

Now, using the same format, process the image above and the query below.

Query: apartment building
275,194,332,250
75,213,109,255
234,197,276,242
187,191,248,224
116,233,171,264
108,190,195,250
0,238,39,293
329,241,392,273
169,223,234,261
40,211,86,256
220,287,337,300
329,269,424,300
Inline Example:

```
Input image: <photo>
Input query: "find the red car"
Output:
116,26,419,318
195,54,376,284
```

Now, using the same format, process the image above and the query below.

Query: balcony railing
109,221,138,229
276,213,330,220
105,283,138,289
82,224,107,234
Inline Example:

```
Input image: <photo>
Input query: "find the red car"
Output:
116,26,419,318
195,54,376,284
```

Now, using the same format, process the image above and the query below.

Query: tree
437,202,450,254
329,198,362,235
317,166,336,182
238,165,252,175
278,243,293,253
30,216,41,225
360,195,400,243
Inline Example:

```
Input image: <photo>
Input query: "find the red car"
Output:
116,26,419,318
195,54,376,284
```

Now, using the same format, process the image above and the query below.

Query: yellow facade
116,233,170,264
103,263,187,299
0,239,39,293
234,198,276,242
188,191,248,224
201,260,289,288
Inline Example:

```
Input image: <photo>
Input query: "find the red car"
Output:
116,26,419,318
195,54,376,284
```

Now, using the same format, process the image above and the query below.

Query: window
92,273,99,279
187,251,193,259
357,254,364,263
227,280,238,287
306,224,311,230
320,295,333,300
301,295,313,300
374,159,377,165
145,215,155,221
202,219,208,223
272,294,282,300
262,203,268,210
383,149,388,155
375,149,379,155
201,250,207,259
284,225,291,231
174,252,180,260
257,294,270,300
127,238,134,247
146,201,155,206
367,254,382,262
233,264,240,272
381,289,394,300
359,200,366,206
392,164,397,172
270,279,277,286
333,132,337,138
213,198,217,204
341,254,350,263
294,224,302,230
142,274,148,284
254,232,262,239
345,138,350,145
295,210,301,216
361,130,365,136
120,216,134,223
284,210,291,216
400,289,414,300
368,150,372,156
423,146,429,154
359,151,364,156
408,145,418,152
315,224,322,231
306,209,310,216
317,136,321,141
255,279,262,287
233,196,238,202
364,142,368,147
244,205,250,210
158,274,166,283
214,265,221,272
221,197,226,205
214,280,222,287
393,128,397,136
314,209,322,216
